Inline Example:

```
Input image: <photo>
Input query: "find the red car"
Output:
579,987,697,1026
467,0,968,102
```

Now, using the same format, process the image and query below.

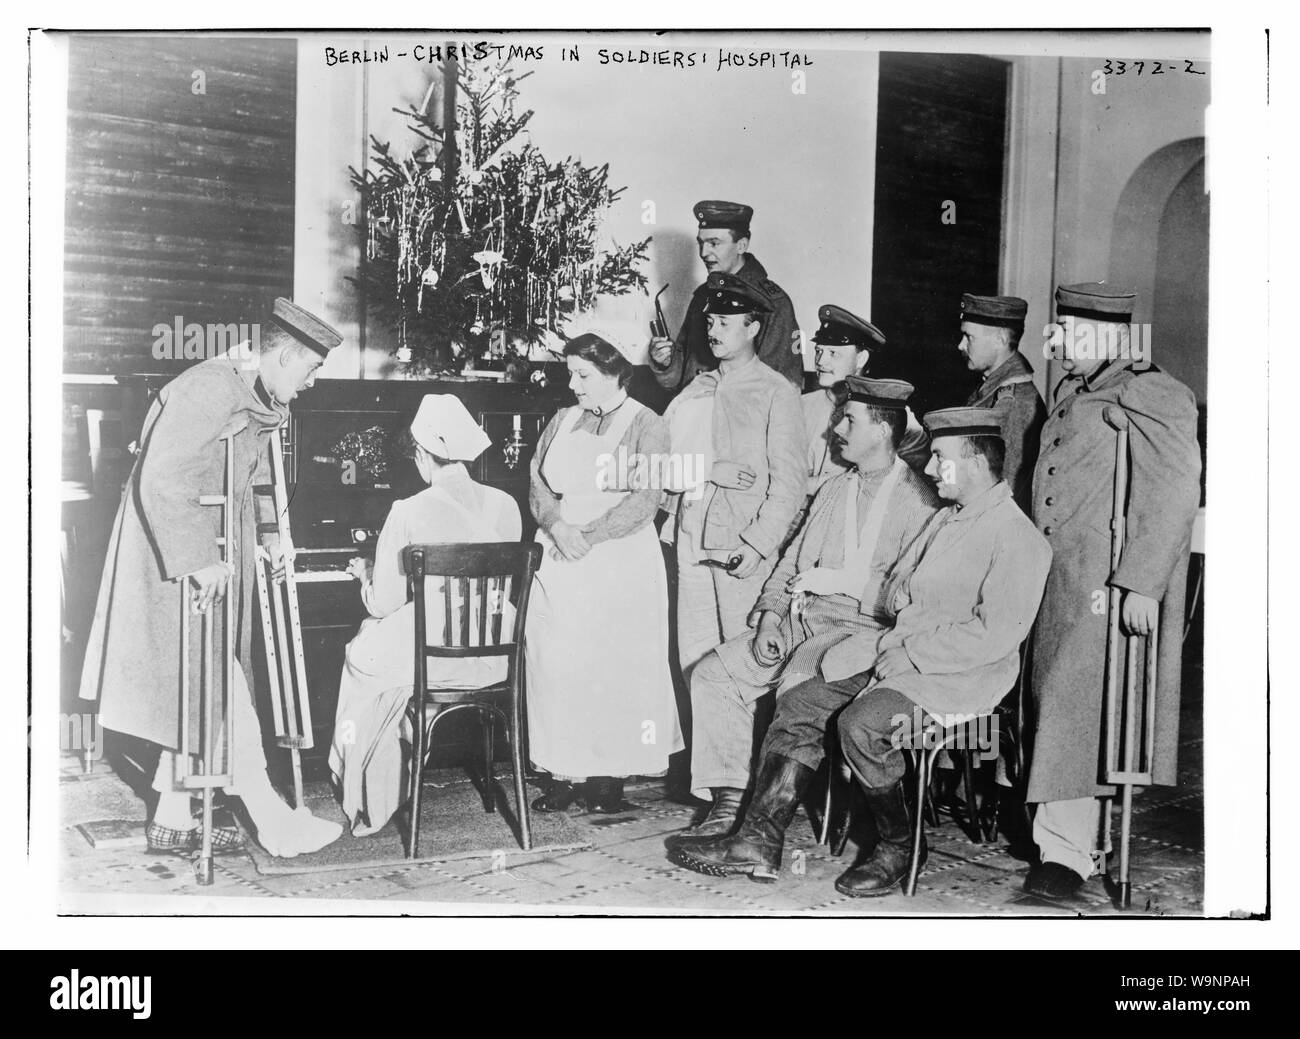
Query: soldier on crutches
1022,283,1200,903
79,298,346,881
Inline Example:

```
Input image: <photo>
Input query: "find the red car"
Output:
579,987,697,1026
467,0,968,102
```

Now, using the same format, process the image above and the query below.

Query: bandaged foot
236,776,342,858
152,788,198,831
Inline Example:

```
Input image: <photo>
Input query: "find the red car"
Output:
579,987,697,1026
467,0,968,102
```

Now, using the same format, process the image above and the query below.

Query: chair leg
481,711,496,813
511,714,531,852
925,767,942,827
906,748,929,897
961,744,982,845
820,746,835,846
408,703,426,860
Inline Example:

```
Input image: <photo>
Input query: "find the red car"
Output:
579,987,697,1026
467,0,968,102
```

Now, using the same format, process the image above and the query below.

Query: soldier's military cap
844,376,913,410
813,304,887,350
694,199,754,235
922,406,1004,439
1054,282,1135,322
269,297,343,356
960,293,1028,329
700,272,772,315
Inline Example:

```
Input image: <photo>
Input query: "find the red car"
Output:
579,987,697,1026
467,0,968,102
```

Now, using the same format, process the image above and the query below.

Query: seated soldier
668,377,940,860
673,407,1051,891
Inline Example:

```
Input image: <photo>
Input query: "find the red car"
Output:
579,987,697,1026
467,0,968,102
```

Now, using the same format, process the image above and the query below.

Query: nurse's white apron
525,402,683,780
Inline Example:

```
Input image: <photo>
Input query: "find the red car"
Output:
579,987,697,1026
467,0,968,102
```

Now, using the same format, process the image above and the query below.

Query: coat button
1047,466,1057,476
1045,496,1054,506
1053,437,1062,447
1057,408,1066,418
1043,526,1053,535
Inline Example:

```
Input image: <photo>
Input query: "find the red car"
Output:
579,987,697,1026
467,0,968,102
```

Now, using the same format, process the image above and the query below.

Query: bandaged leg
1031,797,1100,881
150,751,196,830
224,666,341,858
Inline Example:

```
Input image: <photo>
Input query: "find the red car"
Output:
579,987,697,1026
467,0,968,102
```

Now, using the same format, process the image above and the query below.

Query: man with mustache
667,377,939,856
648,200,802,393
661,273,805,680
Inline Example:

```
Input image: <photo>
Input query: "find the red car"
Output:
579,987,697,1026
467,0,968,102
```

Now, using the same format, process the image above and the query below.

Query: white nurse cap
410,394,492,461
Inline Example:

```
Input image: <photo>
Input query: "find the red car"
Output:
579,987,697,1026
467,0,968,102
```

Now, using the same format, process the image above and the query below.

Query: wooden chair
403,541,542,859
819,711,996,897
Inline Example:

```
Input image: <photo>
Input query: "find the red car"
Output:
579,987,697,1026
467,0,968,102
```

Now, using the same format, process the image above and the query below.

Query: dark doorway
870,52,1010,416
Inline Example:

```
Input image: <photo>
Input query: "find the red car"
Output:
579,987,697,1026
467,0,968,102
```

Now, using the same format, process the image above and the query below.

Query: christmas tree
350,59,651,376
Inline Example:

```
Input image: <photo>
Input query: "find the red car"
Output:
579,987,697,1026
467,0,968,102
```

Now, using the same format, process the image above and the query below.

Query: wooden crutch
253,426,314,808
1100,407,1160,909
179,437,237,886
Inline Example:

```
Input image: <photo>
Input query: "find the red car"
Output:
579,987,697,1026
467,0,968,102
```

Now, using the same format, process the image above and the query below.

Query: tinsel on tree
350,60,651,375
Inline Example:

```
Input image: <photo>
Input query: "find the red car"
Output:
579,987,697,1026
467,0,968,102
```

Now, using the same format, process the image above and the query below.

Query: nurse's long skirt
525,522,683,780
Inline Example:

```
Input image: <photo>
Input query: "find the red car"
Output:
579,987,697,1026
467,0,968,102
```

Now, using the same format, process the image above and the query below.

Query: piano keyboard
293,569,353,584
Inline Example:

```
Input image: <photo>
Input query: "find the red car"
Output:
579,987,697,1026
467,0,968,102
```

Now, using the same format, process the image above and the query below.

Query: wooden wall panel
64,35,296,373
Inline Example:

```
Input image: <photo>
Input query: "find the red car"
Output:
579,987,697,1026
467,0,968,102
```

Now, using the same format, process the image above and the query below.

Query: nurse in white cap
330,395,522,836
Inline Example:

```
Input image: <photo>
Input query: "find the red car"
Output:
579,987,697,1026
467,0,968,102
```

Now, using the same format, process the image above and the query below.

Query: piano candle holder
502,414,528,471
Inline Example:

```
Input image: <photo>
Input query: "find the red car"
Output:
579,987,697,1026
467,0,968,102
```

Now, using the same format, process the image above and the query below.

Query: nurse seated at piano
329,394,522,837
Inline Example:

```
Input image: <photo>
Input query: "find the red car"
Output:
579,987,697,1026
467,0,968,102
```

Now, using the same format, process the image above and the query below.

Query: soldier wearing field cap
955,293,1046,513
1023,282,1201,900
669,375,940,874
829,406,1051,896
804,305,929,501
661,272,805,681
79,297,346,859
649,200,801,393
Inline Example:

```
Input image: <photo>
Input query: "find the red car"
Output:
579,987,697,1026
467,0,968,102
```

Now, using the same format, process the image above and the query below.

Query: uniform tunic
662,356,805,671
649,254,802,392
329,465,522,835
79,353,285,749
857,481,1052,720
963,351,1047,514
525,396,684,780
1026,360,1201,802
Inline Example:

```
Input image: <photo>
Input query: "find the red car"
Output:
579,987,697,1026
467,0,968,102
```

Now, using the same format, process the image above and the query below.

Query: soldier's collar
951,479,1011,520
979,351,1032,393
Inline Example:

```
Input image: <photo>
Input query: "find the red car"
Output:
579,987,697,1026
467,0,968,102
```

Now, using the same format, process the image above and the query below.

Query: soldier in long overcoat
1023,283,1201,899
79,299,346,858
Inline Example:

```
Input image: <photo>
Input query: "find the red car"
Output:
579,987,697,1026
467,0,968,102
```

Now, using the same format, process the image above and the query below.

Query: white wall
293,33,1208,396
294,33,879,377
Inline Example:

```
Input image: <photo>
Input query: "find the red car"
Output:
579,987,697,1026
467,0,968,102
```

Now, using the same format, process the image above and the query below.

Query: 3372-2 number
1101,59,1204,75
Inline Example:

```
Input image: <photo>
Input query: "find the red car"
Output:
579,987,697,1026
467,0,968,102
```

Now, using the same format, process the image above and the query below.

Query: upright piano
281,377,571,776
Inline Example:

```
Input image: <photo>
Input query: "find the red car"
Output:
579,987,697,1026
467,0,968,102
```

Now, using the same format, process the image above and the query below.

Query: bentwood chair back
402,541,542,859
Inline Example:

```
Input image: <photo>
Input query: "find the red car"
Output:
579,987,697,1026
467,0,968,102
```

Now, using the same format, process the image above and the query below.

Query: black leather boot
834,781,923,897
586,777,633,814
670,756,813,883
666,787,745,850
531,779,582,813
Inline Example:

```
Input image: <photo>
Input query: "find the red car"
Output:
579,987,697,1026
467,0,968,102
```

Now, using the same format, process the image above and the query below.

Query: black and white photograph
23,19,1273,932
